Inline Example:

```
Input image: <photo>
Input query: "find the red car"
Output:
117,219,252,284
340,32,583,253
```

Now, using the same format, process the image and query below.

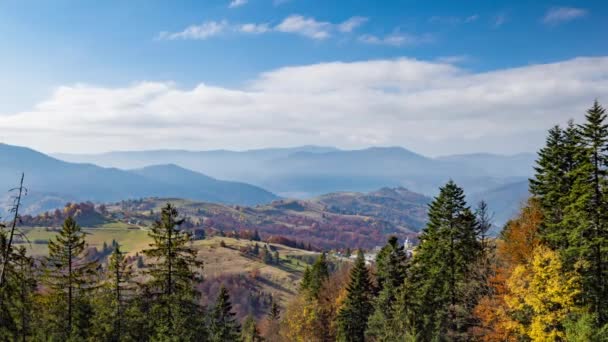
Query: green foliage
142,203,205,340
90,245,137,341
42,216,99,341
401,180,482,340
300,252,329,299
336,250,374,342
532,101,608,326
209,286,241,342
366,236,408,340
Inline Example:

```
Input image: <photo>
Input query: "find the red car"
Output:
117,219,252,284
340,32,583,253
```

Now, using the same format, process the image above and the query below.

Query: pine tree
209,286,241,342
91,246,135,341
336,250,374,342
531,121,583,251
564,101,608,325
242,314,263,342
142,203,205,340
44,216,99,340
252,230,261,242
402,181,481,340
303,252,329,298
366,236,408,340
268,297,280,321
0,244,36,341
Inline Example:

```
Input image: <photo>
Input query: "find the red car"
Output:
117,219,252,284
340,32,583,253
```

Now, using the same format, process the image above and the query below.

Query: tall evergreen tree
91,246,135,341
43,216,99,340
142,203,205,340
366,236,408,340
531,121,583,251
402,180,481,340
336,250,374,342
0,243,36,341
300,252,329,299
209,286,241,342
564,101,608,325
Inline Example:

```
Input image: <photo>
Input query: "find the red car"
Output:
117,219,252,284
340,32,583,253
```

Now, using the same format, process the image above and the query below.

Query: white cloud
239,23,271,34
435,55,471,64
159,15,367,41
543,7,587,25
359,33,432,47
158,20,229,40
338,16,368,32
275,15,332,39
429,15,479,25
229,0,247,8
2,57,607,155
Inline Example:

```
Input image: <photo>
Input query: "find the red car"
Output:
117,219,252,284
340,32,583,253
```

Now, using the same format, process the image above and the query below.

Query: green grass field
15,224,152,256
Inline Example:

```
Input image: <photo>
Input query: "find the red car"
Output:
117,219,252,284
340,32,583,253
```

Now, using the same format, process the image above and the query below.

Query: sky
0,0,606,156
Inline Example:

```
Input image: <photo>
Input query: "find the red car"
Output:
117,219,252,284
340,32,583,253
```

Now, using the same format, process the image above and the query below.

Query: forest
0,101,607,341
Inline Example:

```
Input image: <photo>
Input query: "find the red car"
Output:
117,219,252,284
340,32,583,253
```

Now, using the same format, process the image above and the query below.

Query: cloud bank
543,7,587,25
159,15,369,41
1,57,606,155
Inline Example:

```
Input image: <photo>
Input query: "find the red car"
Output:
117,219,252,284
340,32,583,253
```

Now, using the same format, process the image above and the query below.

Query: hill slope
0,143,278,215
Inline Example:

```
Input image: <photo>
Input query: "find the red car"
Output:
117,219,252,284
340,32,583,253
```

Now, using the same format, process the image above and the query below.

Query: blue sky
0,0,607,155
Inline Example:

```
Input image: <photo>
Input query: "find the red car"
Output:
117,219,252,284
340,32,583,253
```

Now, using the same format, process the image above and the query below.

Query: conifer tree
336,250,374,342
44,216,99,340
564,101,608,325
302,252,329,298
209,286,241,342
402,181,481,340
0,244,36,341
531,121,583,251
366,236,408,340
268,297,280,321
91,245,135,341
142,203,205,340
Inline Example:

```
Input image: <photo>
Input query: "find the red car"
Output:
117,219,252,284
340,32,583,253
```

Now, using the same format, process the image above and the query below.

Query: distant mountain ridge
0,143,278,216
55,145,536,201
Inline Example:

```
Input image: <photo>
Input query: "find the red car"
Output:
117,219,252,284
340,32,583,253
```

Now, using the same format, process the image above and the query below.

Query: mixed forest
0,101,607,341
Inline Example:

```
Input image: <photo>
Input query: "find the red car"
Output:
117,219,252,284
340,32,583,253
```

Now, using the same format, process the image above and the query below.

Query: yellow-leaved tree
505,245,581,341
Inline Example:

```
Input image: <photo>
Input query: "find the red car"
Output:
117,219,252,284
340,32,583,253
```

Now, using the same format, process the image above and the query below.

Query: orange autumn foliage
472,198,543,341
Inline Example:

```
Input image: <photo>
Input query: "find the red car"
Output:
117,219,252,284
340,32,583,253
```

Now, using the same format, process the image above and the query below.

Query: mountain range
0,143,277,216
1,143,536,226
55,145,535,224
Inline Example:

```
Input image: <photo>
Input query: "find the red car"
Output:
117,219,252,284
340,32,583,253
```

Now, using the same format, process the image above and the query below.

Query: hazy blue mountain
437,152,537,178
468,180,530,227
131,164,277,205
50,144,536,224
54,146,533,197
0,143,278,215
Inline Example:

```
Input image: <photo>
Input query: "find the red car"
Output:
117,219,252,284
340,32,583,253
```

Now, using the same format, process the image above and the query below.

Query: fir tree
366,236,408,340
564,101,608,325
252,230,261,242
402,181,481,340
44,216,99,340
304,252,329,298
142,203,205,340
336,250,374,342
268,297,280,321
91,246,134,341
209,286,241,342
